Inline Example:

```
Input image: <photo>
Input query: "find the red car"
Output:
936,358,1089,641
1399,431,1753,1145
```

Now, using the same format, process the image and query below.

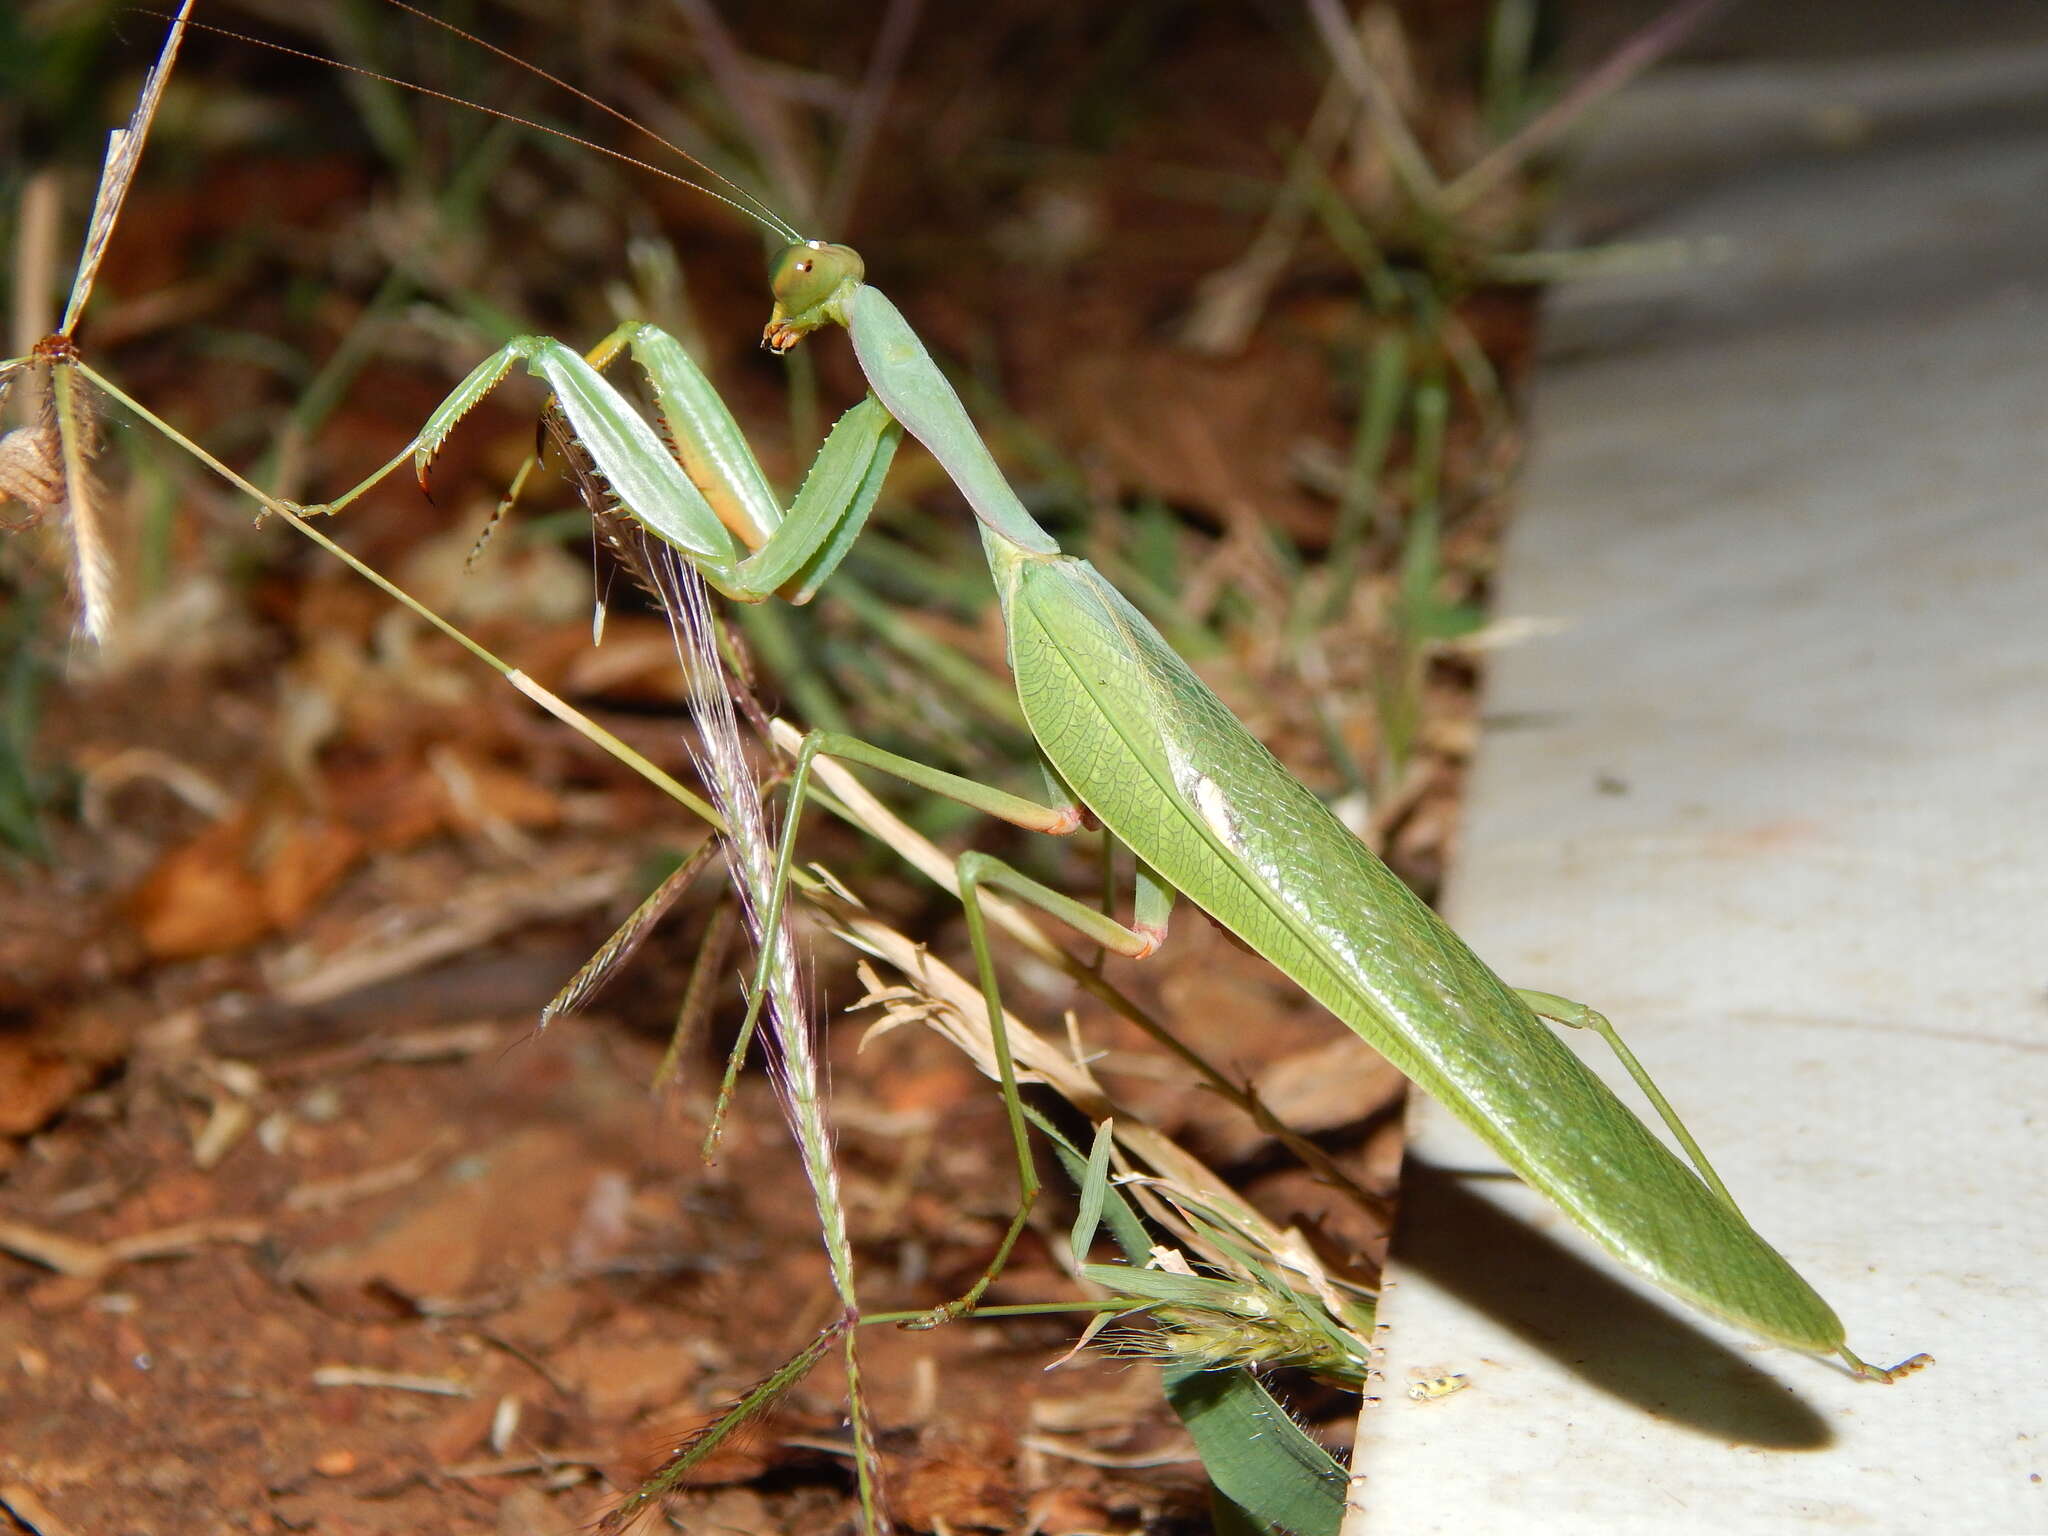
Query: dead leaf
260,817,367,929
125,813,268,960
0,1036,98,1135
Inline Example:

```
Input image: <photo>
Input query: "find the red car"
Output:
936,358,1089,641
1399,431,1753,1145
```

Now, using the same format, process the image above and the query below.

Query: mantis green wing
984,536,1844,1353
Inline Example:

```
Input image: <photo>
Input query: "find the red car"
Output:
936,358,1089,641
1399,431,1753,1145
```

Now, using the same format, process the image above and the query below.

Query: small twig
77,747,235,827
285,1130,461,1212
0,1216,265,1280
1019,1435,1200,1470
9,173,62,363
0,1484,82,1536
265,862,634,1009
441,1449,610,1480
666,0,820,230
1179,58,1365,356
0,1219,105,1278
469,1328,576,1400
310,1366,472,1397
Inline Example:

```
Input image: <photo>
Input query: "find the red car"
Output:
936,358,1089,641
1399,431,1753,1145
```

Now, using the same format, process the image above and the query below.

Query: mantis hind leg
1837,1345,1934,1382
1514,988,1739,1211
1516,988,1933,1384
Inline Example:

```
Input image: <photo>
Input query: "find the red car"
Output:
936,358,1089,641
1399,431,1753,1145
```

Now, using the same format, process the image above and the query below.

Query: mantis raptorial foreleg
302,323,902,607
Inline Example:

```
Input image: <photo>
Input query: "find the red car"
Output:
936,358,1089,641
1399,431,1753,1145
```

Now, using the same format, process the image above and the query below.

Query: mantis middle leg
1514,987,1930,1382
725,727,1177,1326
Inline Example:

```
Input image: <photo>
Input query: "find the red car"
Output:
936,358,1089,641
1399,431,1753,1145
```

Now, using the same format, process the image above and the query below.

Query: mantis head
763,240,866,354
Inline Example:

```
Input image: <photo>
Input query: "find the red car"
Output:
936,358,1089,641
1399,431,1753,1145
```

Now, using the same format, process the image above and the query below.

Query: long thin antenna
373,0,803,243
164,14,804,244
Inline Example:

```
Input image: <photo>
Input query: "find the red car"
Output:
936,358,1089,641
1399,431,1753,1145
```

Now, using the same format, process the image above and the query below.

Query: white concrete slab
1356,47,2048,1536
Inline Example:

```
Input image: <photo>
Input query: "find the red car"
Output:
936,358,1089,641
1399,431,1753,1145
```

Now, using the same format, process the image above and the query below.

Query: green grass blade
1069,1116,1116,1267
1040,1113,1347,1536
1162,1361,1345,1536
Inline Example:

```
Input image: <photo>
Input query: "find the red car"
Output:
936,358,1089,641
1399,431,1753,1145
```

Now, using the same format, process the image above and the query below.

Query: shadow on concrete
1391,1159,1833,1451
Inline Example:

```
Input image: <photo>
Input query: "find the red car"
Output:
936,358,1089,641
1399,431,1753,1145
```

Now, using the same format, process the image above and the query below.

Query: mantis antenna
369,0,804,243
155,9,805,244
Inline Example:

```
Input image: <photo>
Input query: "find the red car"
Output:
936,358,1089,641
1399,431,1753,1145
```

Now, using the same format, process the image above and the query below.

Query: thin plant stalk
643,538,886,1532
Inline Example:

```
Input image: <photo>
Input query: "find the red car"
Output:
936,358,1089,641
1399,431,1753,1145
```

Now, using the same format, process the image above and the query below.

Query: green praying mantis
299,208,1929,1382
14,11,1928,1519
